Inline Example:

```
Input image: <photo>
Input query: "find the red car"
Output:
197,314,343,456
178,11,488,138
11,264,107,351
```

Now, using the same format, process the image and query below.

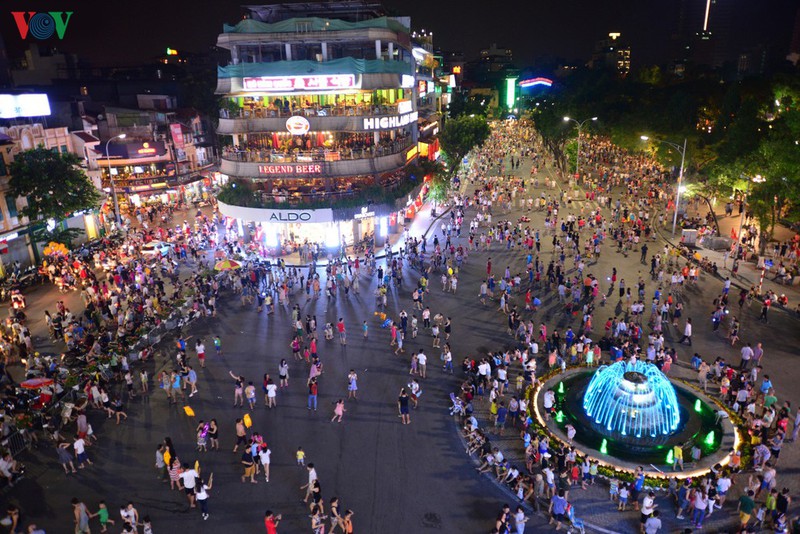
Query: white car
140,241,172,258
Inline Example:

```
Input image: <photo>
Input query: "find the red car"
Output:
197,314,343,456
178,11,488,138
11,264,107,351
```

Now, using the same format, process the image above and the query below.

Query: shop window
5,196,17,219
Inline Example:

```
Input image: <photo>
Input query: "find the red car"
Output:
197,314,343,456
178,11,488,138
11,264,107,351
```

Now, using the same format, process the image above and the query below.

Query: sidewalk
669,198,800,305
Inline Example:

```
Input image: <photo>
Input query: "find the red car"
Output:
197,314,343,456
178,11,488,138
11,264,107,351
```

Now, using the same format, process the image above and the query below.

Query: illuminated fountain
583,361,680,439
543,360,730,468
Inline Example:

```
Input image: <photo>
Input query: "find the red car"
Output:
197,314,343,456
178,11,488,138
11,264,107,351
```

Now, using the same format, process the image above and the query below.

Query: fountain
537,361,735,471
583,361,680,438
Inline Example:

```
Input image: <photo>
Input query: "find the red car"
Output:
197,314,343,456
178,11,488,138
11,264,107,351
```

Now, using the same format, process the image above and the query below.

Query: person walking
398,388,411,425
72,498,91,534
678,318,692,346
195,473,213,520
308,377,319,412
337,318,346,345
278,359,289,388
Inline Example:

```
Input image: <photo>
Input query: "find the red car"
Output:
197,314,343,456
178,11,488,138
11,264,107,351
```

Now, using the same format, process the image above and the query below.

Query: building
214,2,426,251
590,33,631,77
84,106,216,211
0,93,103,272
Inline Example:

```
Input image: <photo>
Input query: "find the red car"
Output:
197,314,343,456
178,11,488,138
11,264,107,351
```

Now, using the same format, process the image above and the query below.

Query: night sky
0,0,796,68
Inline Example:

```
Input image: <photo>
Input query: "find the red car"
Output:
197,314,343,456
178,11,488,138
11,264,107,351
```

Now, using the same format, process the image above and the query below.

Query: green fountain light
555,410,565,423
600,438,608,454
694,399,702,413
558,382,565,394
704,431,715,447
666,449,674,464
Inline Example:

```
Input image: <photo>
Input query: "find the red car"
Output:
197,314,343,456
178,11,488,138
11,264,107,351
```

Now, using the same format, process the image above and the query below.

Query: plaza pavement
3,146,800,533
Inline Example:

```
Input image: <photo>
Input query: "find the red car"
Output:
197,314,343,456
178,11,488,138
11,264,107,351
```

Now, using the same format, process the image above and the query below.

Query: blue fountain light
583,361,680,438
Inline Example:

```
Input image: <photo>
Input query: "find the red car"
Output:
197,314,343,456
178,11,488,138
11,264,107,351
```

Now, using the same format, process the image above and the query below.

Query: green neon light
694,399,702,413
600,438,608,454
505,78,516,109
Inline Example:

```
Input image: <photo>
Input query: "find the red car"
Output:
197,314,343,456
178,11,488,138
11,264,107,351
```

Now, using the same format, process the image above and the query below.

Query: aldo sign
12,12,73,40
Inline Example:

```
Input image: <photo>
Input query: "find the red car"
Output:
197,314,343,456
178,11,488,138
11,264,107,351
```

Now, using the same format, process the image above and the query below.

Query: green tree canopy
439,115,490,174
8,147,101,222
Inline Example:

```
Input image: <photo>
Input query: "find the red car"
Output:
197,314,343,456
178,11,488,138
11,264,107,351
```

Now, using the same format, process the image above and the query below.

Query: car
141,241,172,258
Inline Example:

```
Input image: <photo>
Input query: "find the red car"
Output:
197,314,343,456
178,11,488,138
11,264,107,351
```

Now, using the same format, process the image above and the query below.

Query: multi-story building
590,33,631,77
215,2,424,249
0,93,103,271
83,106,216,211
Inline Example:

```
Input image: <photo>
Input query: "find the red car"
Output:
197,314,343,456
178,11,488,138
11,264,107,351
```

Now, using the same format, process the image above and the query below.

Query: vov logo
11,12,73,40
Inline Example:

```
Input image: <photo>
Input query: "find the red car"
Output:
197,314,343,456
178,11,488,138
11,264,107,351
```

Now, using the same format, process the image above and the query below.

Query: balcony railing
220,103,401,119
221,138,413,164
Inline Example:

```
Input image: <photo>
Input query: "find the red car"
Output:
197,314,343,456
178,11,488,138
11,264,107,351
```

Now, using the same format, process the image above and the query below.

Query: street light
641,135,687,235
104,133,126,227
563,116,597,180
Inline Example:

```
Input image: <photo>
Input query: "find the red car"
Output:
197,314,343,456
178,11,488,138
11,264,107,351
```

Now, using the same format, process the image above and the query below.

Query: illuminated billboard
0,94,51,119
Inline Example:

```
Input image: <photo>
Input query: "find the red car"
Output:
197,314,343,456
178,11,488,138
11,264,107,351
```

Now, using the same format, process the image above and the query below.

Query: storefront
217,200,393,255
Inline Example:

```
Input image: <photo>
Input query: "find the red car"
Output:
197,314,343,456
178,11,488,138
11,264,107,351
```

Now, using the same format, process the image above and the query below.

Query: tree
439,115,490,175
8,147,101,225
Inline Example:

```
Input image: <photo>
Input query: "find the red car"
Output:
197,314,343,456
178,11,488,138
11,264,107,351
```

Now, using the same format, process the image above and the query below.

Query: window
5,196,17,219
295,21,312,33
61,145,68,153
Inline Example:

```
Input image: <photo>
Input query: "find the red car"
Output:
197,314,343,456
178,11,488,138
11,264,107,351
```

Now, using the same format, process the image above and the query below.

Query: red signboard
243,75,358,92
170,123,185,149
258,164,322,175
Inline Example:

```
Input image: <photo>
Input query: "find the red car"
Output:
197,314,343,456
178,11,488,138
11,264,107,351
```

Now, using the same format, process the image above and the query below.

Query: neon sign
258,164,322,175
518,77,553,88
362,112,418,130
243,75,358,91
137,142,157,155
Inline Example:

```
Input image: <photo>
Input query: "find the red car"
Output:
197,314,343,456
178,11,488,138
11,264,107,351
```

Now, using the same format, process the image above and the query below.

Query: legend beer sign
362,111,418,130
243,74,358,92
257,164,323,176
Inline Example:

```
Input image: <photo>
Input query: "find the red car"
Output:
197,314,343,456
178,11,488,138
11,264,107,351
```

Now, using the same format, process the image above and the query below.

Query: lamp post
641,136,687,235
104,133,126,227
563,116,597,180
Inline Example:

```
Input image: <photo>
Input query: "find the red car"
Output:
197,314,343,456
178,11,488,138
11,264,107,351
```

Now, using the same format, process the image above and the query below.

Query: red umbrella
20,377,54,389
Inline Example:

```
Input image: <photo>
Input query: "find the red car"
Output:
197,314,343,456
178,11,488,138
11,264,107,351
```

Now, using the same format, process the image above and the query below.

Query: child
362,321,368,339
609,478,619,502
618,483,629,511
691,444,702,463
142,515,153,534
139,369,149,393
753,503,766,529
411,315,418,338
331,399,346,423
324,323,334,340
516,374,525,393
296,447,305,466
570,464,580,487
214,335,222,355
90,501,115,532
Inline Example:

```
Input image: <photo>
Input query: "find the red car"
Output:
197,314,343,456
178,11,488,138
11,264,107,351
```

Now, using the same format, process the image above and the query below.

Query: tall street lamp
563,116,597,180
104,133,126,227
641,136,687,235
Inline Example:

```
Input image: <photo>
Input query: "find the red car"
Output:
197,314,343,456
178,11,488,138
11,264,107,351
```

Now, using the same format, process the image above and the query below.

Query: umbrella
214,259,241,271
20,378,54,389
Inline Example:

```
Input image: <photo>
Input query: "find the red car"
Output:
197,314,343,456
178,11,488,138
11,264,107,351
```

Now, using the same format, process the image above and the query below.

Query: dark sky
0,0,796,68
